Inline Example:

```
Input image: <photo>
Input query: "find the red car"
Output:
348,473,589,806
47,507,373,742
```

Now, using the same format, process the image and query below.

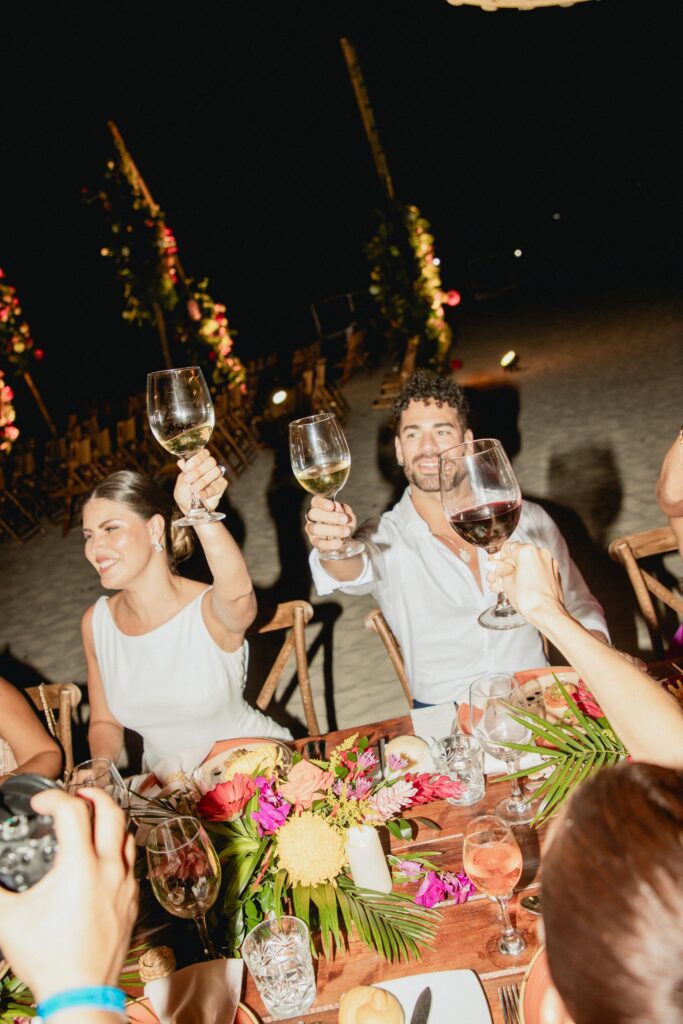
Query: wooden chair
608,526,683,656
372,336,420,410
364,608,413,708
25,683,83,775
0,466,44,544
250,600,320,736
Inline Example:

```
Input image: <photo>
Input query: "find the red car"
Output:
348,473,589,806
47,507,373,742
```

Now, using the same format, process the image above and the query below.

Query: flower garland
136,734,474,961
88,157,246,391
366,200,452,368
0,369,18,453
1,265,49,452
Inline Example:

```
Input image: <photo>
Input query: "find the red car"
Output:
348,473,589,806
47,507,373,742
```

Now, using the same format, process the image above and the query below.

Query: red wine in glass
439,439,525,630
449,499,521,551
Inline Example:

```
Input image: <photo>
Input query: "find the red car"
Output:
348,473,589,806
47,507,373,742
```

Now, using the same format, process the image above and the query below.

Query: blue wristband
38,985,126,1019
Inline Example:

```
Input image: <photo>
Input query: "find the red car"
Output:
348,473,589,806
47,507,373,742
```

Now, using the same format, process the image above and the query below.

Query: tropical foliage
136,735,470,961
499,678,628,826
366,200,452,369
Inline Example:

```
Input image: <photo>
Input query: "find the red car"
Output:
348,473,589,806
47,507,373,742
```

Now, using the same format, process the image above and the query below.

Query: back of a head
391,370,470,433
543,761,683,1024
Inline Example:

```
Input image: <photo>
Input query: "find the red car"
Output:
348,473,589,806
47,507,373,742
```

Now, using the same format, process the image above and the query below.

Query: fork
498,982,520,1024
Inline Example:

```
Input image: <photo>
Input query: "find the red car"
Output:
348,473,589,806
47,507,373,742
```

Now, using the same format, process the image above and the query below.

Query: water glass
431,734,485,806
242,915,316,1018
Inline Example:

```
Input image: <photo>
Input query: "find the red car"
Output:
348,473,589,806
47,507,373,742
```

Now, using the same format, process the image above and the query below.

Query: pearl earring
153,541,164,552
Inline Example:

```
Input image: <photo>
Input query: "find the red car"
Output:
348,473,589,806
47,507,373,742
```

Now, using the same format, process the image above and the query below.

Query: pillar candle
345,825,393,894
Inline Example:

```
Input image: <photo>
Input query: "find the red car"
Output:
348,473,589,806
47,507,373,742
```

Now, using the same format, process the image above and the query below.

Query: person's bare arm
81,608,125,764
174,451,256,645
656,434,683,558
304,495,365,581
0,678,62,783
489,543,683,768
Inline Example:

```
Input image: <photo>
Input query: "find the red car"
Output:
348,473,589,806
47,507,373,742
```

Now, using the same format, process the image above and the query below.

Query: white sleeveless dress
91,590,291,770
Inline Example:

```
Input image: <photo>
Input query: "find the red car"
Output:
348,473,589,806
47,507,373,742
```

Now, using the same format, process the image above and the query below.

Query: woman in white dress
81,451,290,773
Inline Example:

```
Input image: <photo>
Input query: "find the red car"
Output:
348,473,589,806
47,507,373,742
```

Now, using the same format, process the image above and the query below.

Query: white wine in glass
147,366,225,527
289,412,364,561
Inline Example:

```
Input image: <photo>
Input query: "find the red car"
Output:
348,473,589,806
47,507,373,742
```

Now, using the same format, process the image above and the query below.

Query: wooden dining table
241,714,546,1024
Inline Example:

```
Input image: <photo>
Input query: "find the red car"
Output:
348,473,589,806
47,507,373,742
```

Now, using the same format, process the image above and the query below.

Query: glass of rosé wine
463,814,526,956
439,438,524,630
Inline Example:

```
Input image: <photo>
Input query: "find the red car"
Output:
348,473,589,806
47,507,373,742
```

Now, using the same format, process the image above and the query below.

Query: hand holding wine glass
463,814,525,956
147,366,225,528
65,757,130,813
290,412,364,561
146,816,222,960
439,438,524,629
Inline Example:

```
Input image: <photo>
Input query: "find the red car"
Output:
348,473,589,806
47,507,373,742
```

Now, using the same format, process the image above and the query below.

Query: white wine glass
146,815,222,960
289,411,364,561
469,673,540,825
65,757,129,813
439,438,524,629
147,366,225,527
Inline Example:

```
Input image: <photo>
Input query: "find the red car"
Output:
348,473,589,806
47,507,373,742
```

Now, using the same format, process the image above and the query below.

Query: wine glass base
319,539,366,561
495,795,539,825
175,510,226,527
478,604,526,630
498,930,526,956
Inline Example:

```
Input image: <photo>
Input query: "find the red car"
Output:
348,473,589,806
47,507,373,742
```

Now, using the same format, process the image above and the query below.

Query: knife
410,985,432,1024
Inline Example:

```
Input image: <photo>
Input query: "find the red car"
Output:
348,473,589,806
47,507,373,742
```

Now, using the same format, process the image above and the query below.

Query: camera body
0,773,59,892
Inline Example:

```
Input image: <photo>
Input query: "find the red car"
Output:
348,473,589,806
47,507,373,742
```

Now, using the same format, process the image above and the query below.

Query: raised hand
304,495,358,554
174,450,227,517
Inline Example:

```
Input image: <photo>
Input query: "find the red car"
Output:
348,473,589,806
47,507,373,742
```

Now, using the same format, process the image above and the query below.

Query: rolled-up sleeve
309,515,385,597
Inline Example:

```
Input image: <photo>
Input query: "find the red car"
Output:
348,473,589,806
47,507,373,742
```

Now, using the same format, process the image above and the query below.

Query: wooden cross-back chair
250,600,320,736
608,525,683,656
364,607,413,708
25,682,83,775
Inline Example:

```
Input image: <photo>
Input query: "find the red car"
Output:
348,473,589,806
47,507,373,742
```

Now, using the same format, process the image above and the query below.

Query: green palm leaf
495,681,627,826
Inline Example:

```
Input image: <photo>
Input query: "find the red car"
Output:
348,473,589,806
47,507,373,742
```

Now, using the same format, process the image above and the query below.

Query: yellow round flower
276,812,346,887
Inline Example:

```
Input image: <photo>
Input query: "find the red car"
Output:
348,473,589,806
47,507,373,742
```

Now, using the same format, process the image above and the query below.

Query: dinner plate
378,968,492,1023
197,736,293,788
126,997,260,1023
520,945,551,1024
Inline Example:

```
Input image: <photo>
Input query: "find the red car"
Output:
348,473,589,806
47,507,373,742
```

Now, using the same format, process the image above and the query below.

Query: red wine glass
439,438,524,630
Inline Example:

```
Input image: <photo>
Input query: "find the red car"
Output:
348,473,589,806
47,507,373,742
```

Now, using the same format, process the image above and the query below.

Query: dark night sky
2,0,681,429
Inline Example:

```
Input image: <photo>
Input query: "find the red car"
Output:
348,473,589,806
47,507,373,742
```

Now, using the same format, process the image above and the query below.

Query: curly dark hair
391,370,469,433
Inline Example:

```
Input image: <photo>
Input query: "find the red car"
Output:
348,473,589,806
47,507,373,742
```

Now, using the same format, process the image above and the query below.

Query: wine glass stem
194,913,220,960
496,895,517,940
494,590,514,613
506,758,527,808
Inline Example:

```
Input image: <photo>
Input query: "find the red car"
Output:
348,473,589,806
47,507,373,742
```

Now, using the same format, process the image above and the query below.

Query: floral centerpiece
138,735,474,962
499,677,628,826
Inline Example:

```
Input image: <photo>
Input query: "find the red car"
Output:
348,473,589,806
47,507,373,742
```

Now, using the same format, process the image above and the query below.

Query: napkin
410,703,542,775
145,958,243,1024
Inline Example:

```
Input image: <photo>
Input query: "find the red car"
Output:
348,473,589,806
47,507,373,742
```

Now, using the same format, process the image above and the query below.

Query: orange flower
279,760,334,810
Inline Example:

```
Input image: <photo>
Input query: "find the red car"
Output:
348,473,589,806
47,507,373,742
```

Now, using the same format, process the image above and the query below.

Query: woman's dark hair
543,761,683,1024
84,470,193,568
391,370,470,433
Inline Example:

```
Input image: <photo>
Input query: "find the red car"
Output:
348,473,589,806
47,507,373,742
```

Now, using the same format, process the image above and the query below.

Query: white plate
378,969,492,1023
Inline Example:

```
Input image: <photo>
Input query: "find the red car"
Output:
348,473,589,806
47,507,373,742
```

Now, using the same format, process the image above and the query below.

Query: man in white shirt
305,371,610,706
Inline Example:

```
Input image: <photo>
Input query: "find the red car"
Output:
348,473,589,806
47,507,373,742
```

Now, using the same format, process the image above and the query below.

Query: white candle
345,825,393,894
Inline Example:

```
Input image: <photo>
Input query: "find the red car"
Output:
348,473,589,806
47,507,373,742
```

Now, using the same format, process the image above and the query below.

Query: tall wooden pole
339,38,395,200
22,369,57,436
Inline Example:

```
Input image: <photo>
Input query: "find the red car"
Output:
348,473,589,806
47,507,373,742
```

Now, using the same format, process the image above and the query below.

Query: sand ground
1,291,681,744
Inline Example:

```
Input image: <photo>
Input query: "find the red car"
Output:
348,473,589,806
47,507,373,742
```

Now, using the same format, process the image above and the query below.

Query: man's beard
404,459,442,492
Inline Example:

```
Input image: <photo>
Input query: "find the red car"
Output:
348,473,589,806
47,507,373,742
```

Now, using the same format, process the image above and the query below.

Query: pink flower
387,753,408,773
278,759,335,810
442,871,475,904
404,773,464,805
415,871,446,908
393,859,423,879
197,772,256,822
357,749,378,771
574,679,604,719
251,776,291,836
367,778,416,821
